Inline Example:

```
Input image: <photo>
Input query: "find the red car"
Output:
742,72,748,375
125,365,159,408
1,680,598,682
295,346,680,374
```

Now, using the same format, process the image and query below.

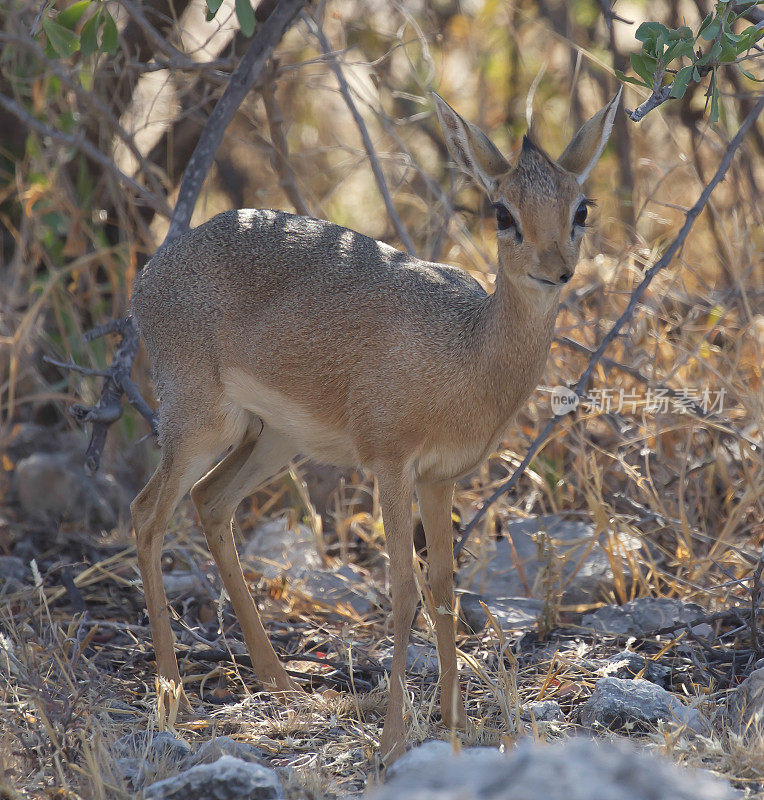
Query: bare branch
165,0,305,244
305,13,418,256
454,93,764,557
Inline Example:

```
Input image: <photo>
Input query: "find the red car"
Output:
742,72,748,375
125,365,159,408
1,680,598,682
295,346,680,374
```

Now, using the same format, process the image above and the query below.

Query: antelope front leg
378,470,416,764
417,480,466,730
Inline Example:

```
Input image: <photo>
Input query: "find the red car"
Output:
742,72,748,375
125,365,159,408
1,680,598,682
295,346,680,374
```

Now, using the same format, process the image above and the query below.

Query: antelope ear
557,87,622,185
433,92,509,196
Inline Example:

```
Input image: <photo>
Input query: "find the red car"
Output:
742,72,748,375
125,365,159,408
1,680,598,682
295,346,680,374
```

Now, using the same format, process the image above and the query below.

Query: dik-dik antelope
130,90,620,761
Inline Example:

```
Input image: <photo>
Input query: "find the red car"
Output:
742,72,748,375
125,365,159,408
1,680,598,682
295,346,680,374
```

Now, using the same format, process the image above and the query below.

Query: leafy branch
616,1,763,123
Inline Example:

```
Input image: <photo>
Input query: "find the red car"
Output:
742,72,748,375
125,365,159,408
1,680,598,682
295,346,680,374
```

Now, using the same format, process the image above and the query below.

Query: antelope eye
573,201,588,227
494,203,522,242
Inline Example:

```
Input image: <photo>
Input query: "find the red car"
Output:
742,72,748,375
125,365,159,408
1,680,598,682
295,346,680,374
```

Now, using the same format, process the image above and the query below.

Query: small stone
601,650,671,687
522,699,564,722
114,731,191,764
144,755,283,800
582,597,711,637
457,590,542,634
289,564,378,616
580,677,709,734
726,667,764,736
0,556,28,583
113,757,148,787
13,452,130,527
242,517,322,579
378,642,439,675
458,514,646,605
183,736,264,767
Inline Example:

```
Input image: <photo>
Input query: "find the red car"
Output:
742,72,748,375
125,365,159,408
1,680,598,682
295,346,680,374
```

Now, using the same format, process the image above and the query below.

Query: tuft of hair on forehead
511,138,569,200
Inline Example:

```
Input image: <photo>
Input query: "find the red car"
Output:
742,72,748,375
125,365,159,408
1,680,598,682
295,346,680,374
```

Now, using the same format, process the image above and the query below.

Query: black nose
559,271,572,284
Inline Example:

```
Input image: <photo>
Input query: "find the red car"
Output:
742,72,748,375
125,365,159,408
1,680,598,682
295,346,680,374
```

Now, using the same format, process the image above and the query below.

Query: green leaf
206,0,224,14
708,77,719,125
615,68,648,88
101,9,118,54
42,17,80,57
57,0,91,29
698,13,714,38
630,52,657,87
79,9,100,56
635,21,668,44
235,0,255,36
670,65,693,98
700,18,721,41
710,41,723,60
739,66,764,82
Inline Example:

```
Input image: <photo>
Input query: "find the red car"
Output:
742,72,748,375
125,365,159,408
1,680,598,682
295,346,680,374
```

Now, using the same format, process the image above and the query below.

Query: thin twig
261,59,312,216
555,335,754,445
0,94,171,217
165,0,306,244
454,93,764,557
305,12,418,256
750,548,764,657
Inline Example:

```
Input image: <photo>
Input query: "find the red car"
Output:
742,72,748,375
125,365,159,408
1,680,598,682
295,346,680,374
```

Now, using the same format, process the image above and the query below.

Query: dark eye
494,203,522,242
573,201,588,227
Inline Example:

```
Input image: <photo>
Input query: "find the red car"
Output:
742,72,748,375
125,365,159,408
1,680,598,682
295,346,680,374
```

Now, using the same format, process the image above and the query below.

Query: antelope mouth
527,273,559,287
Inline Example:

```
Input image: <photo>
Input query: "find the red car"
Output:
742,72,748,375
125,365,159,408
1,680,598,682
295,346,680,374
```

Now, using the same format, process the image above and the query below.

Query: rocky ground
1,423,763,798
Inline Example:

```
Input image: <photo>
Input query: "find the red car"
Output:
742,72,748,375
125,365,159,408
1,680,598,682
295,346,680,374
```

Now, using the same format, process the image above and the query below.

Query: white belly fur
222,367,358,466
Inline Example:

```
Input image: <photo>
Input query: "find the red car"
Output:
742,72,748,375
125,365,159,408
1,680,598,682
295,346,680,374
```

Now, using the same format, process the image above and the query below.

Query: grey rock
14,452,130,527
0,556,28,583
162,570,209,598
385,740,503,783
242,517,322,579
379,642,440,675
457,590,542,634
600,650,671,687
367,737,738,800
726,667,764,735
580,677,709,734
183,736,264,767
4,423,84,461
521,699,564,722
114,756,148,787
458,515,645,605
582,597,711,637
114,731,191,764
144,755,283,800
290,564,379,616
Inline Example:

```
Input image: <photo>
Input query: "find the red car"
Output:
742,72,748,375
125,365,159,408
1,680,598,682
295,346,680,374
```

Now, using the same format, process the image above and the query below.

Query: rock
290,564,379,616
582,598,711,637
242,517,322,579
521,700,564,722
368,736,737,800
379,642,440,675
0,555,28,584
726,667,764,735
144,755,283,800
114,757,148,787
162,571,210,598
457,590,542,634
579,677,709,734
183,737,264,767
600,650,671,687
13,452,130,527
385,740,503,783
114,731,191,764
458,515,645,605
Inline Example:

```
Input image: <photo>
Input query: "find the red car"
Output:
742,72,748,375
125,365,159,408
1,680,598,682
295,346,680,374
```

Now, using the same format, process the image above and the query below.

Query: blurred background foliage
0,0,761,581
